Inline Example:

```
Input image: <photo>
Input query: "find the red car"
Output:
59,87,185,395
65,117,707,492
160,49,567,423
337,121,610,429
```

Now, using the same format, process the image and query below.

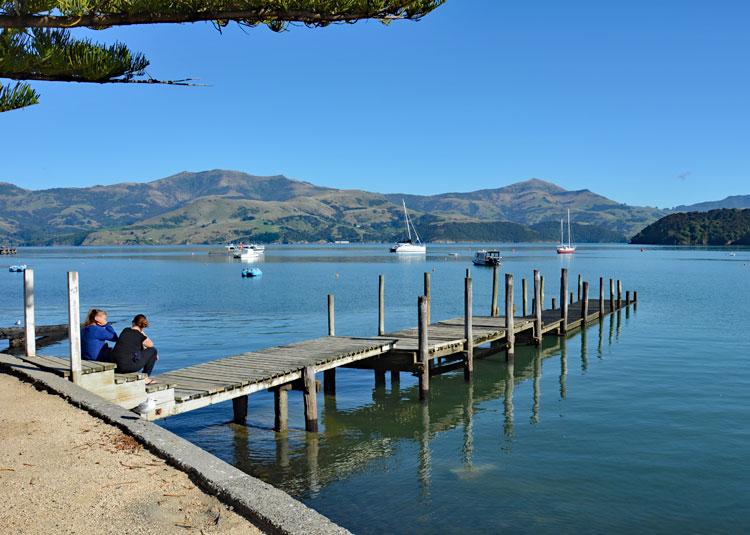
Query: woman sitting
81,309,118,361
111,314,159,384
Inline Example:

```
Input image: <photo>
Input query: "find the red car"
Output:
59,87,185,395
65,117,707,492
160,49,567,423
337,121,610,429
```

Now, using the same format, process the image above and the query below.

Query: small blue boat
8,264,27,273
241,268,263,278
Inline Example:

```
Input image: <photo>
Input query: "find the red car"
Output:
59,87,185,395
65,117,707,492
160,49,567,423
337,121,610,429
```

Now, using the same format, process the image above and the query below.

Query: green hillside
630,209,750,245
1,170,666,245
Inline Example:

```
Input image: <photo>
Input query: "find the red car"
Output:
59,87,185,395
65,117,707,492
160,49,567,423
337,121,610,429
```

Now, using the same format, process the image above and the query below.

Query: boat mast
567,209,573,246
403,200,412,241
560,218,564,246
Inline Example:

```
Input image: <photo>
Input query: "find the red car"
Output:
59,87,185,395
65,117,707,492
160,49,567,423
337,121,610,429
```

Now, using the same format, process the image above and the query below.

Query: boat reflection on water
227,309,635,500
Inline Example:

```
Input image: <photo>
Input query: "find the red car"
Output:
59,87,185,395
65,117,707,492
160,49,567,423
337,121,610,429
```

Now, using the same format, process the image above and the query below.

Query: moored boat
8,264,27,273
241,267,263,278
556,209,576,254
390,200,426,254
472,250,502,266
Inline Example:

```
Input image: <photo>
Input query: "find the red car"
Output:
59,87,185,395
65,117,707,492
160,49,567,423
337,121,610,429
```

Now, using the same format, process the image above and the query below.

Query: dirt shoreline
0,372,262,534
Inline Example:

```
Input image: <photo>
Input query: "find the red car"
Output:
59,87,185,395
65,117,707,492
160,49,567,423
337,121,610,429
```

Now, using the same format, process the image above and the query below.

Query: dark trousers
117,347,158,375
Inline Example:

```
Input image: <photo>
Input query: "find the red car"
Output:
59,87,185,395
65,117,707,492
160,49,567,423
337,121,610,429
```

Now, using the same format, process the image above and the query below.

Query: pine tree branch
0,80,38,111
0,1,445,29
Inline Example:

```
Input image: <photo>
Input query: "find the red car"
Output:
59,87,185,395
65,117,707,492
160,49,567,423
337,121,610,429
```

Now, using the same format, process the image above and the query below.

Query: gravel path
0,372,262,534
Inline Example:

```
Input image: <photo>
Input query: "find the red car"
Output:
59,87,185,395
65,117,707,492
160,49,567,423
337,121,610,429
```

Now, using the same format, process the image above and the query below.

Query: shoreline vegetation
631,208,750,246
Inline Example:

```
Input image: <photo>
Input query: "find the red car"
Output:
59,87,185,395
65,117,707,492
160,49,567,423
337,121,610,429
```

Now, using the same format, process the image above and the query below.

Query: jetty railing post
378,275,385,336
424,272,431,325
303,366,318,432
522,278,528,317
67,271,82,384
578,274,582,302
560,268,568,335
617,280,623,308
534,270,542,345
491,265,499,317
23,268,36,357
505,273,515,360
273,386,289,432
464,273,473,381
599,277,604,317
327,294,335,336
325,294,336,396
609,278,615,312
418,295,429,400
582,281,590,322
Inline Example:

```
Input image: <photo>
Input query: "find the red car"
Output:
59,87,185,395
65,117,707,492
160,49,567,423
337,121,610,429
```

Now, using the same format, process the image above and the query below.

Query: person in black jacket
111,314,158,384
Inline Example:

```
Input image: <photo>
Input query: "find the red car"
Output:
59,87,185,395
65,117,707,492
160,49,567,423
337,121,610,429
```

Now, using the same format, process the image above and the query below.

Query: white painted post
23,268,36,357
67,272,82,384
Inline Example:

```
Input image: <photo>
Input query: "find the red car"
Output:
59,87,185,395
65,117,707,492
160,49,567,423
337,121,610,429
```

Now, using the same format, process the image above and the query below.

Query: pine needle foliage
0,0,445,112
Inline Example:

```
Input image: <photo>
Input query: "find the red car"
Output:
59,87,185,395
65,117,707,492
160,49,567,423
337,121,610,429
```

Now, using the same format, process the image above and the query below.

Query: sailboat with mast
390,200,426,254
556,209,576,254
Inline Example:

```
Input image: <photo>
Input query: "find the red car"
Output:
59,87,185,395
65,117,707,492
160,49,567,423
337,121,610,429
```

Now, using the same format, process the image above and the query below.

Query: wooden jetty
6,266,638,433
1,324,68,350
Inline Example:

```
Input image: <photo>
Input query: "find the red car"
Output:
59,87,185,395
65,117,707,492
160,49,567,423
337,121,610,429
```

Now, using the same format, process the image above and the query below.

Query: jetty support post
626,290,631,307
599,277,604,317
609,279,615,312
23,268,35,357
582,281,590,321
418,295,429,400
378,275,385,336
522,278,528,317
232,395,248,425
617,280,623,308
560,268,568,335
534,270,542,345
273,385,290,432
464,272,473,381
491,265,499,317
552,297,557,310
424,272,431,325
634,291,638,303
505,273,515,360
540,276,545,311
578,274,582,302
570,291,574,306
303,366,319,432
325,294,336,395
67,271,82,384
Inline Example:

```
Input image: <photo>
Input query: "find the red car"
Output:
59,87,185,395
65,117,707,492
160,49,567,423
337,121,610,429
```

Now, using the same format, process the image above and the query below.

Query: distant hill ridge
0,169,670,245
631,208,750,245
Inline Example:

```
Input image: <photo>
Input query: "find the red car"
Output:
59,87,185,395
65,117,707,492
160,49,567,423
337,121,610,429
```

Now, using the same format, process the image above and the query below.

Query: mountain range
0,169,741,246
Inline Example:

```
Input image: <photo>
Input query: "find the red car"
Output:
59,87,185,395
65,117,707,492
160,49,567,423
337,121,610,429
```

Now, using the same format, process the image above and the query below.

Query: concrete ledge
0,353,349,535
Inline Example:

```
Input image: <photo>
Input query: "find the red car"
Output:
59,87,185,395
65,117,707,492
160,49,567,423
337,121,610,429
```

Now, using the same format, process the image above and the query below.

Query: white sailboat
556,209,576,254
390,200,426,254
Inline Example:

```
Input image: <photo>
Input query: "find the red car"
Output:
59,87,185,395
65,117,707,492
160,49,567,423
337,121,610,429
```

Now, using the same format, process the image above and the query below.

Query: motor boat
241,268,263,278
472,250,502,266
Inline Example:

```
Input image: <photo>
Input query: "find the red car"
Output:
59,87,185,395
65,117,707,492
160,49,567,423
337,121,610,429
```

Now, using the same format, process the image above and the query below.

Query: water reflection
229,321,620,499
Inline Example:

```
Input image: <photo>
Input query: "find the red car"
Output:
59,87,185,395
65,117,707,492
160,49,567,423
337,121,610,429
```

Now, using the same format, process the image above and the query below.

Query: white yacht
556,209,576,255
390,200,426,254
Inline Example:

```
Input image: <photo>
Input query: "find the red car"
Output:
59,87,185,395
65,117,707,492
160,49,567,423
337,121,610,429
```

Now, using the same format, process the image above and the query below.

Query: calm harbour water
2,243,749,533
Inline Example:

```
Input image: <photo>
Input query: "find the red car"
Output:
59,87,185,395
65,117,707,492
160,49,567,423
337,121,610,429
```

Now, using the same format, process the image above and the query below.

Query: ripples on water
2,244,750,533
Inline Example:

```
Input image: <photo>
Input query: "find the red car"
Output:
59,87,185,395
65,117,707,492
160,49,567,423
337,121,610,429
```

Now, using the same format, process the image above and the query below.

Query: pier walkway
8,267,637,432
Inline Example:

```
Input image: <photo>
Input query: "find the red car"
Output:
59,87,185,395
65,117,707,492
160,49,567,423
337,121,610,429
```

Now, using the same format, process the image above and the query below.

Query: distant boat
447,252,459,257
8,264,27,273
556,209,576,255
390,200,426,254
472,250,501,266
334,240,350,245
241,267,263,278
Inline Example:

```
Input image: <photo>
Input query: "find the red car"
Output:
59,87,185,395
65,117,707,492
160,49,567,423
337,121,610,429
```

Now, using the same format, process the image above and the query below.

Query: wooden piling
323,369,336,396
23,268,35,357
491,265,499,317
560,268,568,335
552,297,557,310
391,369,400,386
540,276,545,311
464,274,473,381
232,395,248,425
577,274,582,302
424,272,431,325
534,270,542,345
609,278,615,312
273,386,289,432
418,295,429,400
374,369,386,387
599,277,604,316
505,274,514,360
67,272,82,385
633,291,638,303
570,291,574,306
582,281,590,321
522,278,528,317
378,275,385,336
617,280,622,308
303,366,318,432
626,290,631,306
327,294,335,336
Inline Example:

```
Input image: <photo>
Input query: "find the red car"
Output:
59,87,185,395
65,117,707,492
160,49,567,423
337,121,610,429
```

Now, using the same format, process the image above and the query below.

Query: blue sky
3,0,749,207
